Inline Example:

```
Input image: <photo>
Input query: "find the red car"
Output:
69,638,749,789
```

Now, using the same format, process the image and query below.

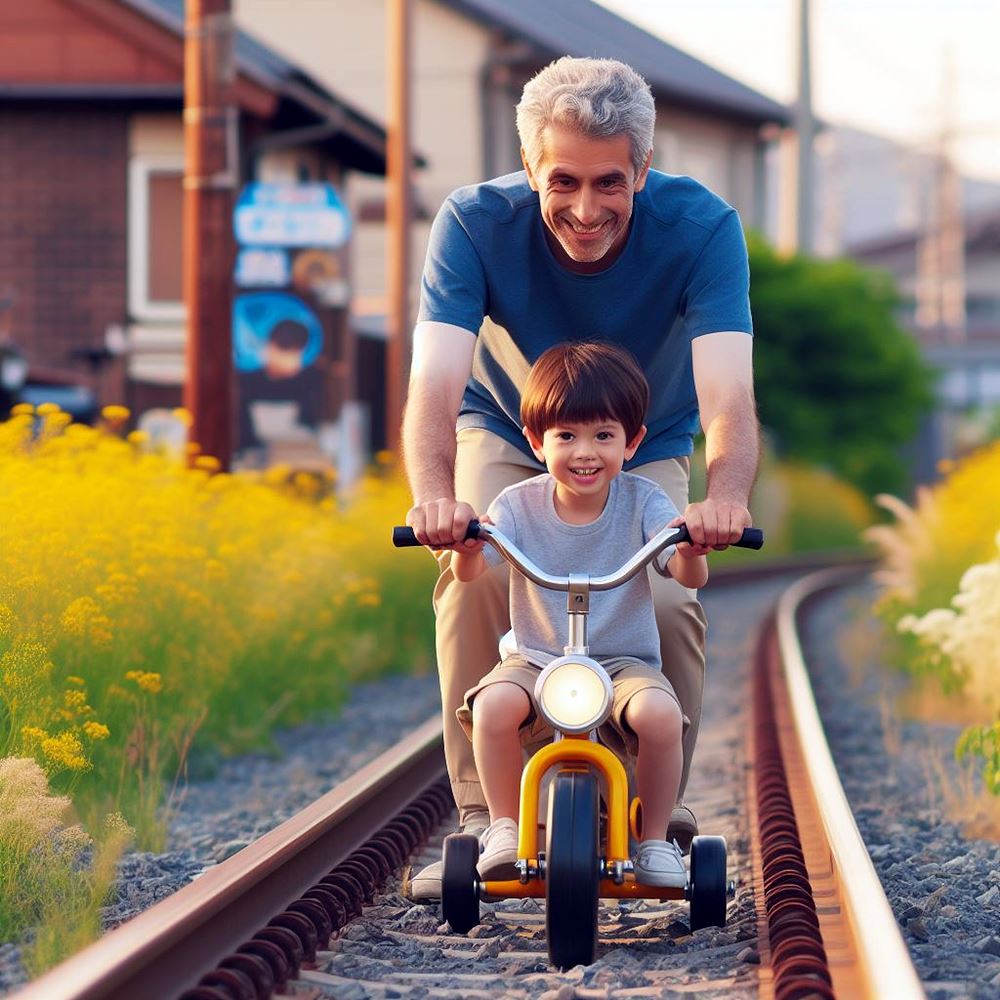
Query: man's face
522,125,651,274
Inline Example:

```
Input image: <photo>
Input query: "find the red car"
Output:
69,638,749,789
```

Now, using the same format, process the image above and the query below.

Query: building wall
0,104,128,386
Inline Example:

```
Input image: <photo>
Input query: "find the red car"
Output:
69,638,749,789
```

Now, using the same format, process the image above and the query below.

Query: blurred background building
2,0,998,474
0,0,390,458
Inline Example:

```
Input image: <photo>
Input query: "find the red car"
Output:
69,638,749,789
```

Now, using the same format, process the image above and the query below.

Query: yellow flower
127,430,150,447
172,407,193,427
101,405,131,423
40,732,90,772
66,676,85,686
194,455,221,473
124,670,162,694
10,403,34,416
63,689,88,710
375,449,395,467
357,592,381,608
82,721,110,741
60,596,113,647
36,402,61,416
20,726,49,747
0,602,17,640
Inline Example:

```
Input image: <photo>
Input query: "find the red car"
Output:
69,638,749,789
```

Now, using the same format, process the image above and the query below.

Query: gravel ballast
800,579,1000,1000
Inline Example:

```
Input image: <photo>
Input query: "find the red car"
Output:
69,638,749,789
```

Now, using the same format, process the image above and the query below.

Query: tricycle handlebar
392,522,763,592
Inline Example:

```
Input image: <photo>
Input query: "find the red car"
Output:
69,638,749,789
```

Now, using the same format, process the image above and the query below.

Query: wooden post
385,0,412,453
183,0,237,467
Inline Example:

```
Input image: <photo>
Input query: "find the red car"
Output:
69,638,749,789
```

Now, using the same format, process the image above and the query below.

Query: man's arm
687,332,760,549
402,321,478,548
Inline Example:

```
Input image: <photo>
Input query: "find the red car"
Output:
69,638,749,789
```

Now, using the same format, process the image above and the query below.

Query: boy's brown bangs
533,378,627,434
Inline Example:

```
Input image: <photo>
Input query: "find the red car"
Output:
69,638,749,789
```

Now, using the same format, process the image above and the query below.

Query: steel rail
10,717,448,1000
767,566,925,1000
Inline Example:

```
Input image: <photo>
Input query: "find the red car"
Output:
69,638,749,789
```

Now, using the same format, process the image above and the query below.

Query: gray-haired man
404,56,759,899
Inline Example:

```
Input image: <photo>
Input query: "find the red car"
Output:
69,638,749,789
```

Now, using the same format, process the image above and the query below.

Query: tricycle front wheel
546,769,601,970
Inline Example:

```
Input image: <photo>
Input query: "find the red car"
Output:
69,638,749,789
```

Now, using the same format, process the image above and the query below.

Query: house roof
121,0,397,173
444,0,791,126
849,203,1000,259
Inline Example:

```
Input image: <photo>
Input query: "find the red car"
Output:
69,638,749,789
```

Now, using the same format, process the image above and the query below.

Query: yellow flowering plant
0,406,437,849
867,441,1000,795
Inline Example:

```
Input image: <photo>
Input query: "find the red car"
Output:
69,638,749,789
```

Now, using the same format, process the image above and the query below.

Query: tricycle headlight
534,656,613,734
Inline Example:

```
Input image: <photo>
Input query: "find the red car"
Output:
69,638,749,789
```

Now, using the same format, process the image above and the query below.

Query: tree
748,234,934,496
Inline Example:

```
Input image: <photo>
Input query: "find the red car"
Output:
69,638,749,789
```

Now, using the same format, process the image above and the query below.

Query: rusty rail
751,567,924,1000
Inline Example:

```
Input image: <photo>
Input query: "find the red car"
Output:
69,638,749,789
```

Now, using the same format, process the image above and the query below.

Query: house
235,0,792,317
850,204,1000,475
0,0,391,429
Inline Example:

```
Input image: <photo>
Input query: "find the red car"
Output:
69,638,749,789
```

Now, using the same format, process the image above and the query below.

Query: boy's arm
666,546,709,589
654,511,709,589
451,547,488,582
449,514,496,582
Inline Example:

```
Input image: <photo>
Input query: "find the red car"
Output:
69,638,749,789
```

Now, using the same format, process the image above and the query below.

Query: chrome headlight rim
533,654,613,735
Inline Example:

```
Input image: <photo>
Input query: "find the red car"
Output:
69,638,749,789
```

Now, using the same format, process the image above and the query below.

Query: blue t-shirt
417,169,753,467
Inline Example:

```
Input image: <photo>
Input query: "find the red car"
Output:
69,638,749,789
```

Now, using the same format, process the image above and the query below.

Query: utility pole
385,0,412,453
916,47,966,344
794,0,815,254
183,0,237,467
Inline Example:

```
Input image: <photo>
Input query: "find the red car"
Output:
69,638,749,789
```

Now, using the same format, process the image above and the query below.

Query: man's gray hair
516,57,655,175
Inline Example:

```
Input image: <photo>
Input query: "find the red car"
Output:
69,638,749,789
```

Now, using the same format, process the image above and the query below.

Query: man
403,56,758,899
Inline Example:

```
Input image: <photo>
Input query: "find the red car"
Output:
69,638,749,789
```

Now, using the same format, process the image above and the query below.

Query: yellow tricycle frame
480,734,686,901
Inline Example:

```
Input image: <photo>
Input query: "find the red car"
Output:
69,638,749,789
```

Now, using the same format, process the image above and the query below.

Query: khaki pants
432,428,707,826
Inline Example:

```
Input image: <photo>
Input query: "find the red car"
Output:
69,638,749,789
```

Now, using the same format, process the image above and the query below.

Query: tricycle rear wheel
689,835,727,930
546,769,600,969
441,833,481,933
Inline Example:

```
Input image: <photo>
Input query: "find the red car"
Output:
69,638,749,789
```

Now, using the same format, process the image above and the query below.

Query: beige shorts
457,654,689,759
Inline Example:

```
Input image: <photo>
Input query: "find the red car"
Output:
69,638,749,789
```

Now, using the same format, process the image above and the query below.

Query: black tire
546,769,601,970
689,835,727,930
441,833,480,933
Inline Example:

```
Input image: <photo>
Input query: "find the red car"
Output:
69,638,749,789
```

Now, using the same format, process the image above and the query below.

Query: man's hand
406,497,478,550
682,497,752,553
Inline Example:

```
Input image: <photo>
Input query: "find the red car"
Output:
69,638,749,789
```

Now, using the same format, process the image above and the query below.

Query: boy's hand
456,514,492,554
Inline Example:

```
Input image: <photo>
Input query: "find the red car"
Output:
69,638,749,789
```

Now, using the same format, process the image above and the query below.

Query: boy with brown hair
451,341,710,886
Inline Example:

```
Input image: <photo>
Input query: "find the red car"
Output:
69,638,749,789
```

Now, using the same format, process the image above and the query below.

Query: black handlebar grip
392,520,482,547
737,527,764,550
672,525,764,549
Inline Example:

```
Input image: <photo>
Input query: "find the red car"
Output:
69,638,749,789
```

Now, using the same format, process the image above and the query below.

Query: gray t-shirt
483,473,679,669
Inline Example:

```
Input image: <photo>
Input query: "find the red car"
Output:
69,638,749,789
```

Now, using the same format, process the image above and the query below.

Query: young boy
451,341,709,887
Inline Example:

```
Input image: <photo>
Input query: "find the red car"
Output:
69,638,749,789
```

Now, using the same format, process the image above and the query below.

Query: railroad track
10,560,924,1000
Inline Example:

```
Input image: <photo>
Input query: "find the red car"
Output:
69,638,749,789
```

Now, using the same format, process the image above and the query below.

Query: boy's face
524,418,646,504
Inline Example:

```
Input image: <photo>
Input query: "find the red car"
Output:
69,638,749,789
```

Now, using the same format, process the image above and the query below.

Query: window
128,155,185,321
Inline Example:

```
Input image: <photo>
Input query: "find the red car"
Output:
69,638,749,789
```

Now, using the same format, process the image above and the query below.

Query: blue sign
234,182,351,249
233,292,323,373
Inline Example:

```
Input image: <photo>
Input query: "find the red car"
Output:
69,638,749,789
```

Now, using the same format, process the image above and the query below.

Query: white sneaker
633,838,687,888
476,817,519,880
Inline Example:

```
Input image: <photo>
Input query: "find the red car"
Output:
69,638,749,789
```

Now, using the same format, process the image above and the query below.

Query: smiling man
403,57,759,900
